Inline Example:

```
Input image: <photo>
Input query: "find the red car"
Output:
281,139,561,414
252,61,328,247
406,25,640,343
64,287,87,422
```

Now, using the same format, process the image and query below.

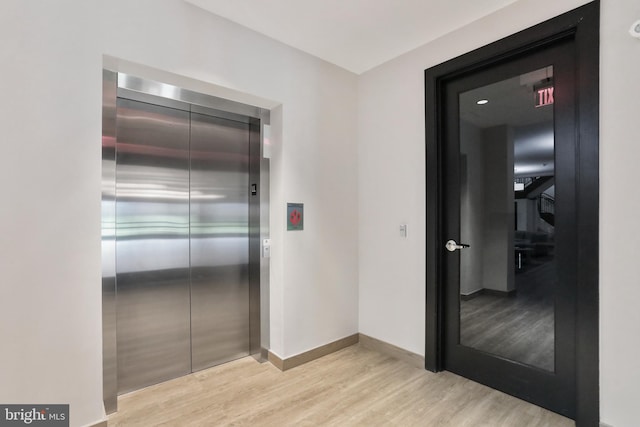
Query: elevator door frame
102,71,270,414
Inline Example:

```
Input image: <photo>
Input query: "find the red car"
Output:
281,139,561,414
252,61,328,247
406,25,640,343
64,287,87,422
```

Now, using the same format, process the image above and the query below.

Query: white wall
358,0,640,425
599,1,640,426
481,126,515,293
0,1,358,426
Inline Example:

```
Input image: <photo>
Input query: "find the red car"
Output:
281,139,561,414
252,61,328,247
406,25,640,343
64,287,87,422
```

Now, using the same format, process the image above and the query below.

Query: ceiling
460,67,553,129
460,67,555,178
184,0,519,74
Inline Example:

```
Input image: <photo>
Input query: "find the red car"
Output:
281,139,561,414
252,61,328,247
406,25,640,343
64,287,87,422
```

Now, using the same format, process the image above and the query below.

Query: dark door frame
425,2,599,425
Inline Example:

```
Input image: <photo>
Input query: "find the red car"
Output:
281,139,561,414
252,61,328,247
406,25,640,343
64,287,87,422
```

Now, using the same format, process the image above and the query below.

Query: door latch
445,239,470,252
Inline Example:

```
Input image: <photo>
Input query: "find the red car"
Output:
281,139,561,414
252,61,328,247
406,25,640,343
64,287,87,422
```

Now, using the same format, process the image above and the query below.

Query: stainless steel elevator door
115,97,252,394
115,99,192,394
190,113,251,371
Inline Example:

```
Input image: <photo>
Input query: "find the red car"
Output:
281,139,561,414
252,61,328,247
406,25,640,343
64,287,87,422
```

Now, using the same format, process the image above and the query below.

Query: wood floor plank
460,259,556,371
108,344,574,426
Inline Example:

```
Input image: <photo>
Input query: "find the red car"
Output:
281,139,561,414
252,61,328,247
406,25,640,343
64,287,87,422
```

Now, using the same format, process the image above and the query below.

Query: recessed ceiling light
477,99,489,105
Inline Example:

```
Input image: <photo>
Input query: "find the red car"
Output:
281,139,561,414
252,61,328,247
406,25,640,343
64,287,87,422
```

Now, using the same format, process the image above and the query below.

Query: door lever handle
445,239,470,252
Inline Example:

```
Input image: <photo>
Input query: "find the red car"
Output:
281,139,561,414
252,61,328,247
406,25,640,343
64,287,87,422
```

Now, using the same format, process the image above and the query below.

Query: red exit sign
536,86,554,108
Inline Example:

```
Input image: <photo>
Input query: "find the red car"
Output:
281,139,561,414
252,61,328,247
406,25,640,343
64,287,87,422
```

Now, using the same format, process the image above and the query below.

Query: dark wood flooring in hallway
460,259,555,371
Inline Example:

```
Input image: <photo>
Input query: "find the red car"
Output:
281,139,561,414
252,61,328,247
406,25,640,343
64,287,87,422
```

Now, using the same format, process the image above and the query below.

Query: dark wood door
426,3,600,424
440,41,577,417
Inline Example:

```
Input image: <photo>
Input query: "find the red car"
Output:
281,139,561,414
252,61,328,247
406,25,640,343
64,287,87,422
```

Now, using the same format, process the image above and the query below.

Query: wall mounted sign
287,203,304,231
535,86,554,108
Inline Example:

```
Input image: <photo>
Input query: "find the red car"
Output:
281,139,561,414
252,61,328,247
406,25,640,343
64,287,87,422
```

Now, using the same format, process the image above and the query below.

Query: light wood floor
108,344,574,427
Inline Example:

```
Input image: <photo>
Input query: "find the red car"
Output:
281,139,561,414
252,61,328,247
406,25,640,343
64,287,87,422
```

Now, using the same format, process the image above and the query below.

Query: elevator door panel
190,113,251,371
115,99,191,393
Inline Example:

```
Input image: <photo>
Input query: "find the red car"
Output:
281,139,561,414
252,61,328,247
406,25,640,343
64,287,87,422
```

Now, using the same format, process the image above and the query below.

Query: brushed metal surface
107,73,270,399
248,119,262,358
115,98,192,394
118,73,268,121
116,80,269,358
102,69,118,414
190,112,251,372
259,122,271,359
